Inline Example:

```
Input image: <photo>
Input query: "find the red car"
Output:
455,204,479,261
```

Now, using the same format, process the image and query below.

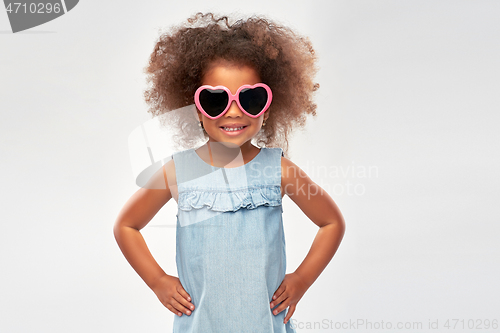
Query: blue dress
171,146,297,333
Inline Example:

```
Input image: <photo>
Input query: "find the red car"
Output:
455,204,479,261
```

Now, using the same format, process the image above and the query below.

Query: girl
114,12,345,333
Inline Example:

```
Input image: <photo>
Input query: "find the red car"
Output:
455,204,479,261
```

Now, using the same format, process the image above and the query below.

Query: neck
202,140,257,167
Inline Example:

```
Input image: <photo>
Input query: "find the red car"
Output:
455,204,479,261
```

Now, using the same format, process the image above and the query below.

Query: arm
272,156,346,323
113,159,195,317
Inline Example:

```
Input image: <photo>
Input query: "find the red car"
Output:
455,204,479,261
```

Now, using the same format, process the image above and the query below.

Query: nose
224,100,243,118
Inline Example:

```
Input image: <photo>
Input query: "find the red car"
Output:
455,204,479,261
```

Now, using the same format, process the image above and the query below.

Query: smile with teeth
222,126,246,131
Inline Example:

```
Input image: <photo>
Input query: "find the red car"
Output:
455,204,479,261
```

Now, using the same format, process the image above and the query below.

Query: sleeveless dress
171,146,297,333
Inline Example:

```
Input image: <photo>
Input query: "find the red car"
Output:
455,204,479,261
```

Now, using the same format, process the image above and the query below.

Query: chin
218,141,242,148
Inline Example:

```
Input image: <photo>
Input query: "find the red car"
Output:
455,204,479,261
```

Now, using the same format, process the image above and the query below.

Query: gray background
1,0,499,332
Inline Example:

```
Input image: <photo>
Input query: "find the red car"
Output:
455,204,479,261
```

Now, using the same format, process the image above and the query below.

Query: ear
263,110,270,122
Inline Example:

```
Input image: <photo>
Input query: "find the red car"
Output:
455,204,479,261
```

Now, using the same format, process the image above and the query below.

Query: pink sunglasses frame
194,83,273,120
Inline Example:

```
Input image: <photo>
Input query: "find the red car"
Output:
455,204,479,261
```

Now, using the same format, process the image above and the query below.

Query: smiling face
197,60,269,151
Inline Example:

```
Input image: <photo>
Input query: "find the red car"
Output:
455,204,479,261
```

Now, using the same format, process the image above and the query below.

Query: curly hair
143,12,319,158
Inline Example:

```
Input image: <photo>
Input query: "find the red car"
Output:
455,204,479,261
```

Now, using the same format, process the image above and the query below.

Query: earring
198,121,204,129
262,121,266,127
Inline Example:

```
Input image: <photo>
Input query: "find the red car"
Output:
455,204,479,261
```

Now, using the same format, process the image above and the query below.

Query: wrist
149,273,169,292
293,270,314,289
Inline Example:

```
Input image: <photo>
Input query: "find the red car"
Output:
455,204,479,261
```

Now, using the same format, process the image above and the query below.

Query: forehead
202,61,261,90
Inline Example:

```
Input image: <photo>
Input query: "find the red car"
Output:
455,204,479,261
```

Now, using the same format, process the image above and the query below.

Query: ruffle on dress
178,185,282,212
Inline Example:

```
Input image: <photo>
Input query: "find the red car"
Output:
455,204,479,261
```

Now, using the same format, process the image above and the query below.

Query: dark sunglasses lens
239,87,268,115
199,89,229,117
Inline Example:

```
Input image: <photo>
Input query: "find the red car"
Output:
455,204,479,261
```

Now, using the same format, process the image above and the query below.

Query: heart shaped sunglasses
194,83,273,120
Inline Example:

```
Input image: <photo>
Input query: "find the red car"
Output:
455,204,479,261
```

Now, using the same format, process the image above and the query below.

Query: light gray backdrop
1,0,499,332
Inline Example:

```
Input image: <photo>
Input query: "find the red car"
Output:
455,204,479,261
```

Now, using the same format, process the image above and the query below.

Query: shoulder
171,148,195,174
280,155,297,180
262,147,283,158
172,147,194,159
267,147,283,155
161,158,178,202
139,158,176,192
163,158,176,178
280,155,313,196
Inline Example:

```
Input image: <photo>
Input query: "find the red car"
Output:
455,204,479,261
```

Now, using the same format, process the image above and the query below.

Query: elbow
338,217,346,237
113,218,124,241
327,215,345,237
113,221,119,240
